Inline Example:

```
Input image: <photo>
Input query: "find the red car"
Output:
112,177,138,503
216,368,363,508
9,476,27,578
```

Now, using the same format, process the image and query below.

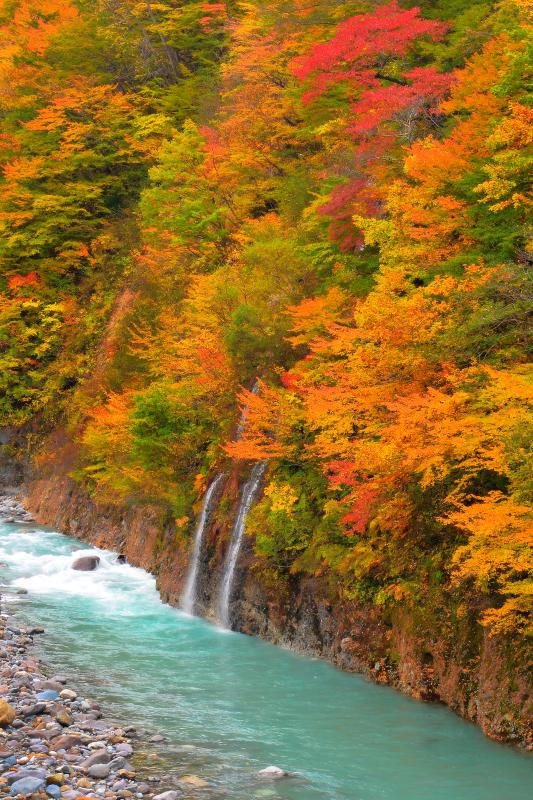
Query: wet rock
59,690,77,701
23,702,47,717
46,775,66,787
152,792,180,800
77,719,108,733
71,557,100,572
114,745,132,758
36,690,59,701
179,775,208,788
87,764,111,779
81,751,111,770
51,735,82,750
6,769,47,785
60,790,79,800
55,709,73,727
148,735,165,743
29,742,49,754
10,776,46,795
46,785,61,799
256,766,289,779
108,757,129,771
0,698,16,727
36,681,64,693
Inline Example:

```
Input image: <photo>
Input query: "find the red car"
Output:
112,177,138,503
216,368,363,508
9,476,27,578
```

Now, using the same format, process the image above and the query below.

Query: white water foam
0,525,160,615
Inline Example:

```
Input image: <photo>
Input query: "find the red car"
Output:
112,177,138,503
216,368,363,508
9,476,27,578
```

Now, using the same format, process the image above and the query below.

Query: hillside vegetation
0,0,531,643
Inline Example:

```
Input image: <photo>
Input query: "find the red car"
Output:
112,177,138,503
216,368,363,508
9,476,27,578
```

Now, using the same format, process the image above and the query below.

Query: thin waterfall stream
217,461,267,628
181,473,225,615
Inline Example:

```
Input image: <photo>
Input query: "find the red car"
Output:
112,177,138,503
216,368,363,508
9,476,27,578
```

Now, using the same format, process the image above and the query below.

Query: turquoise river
1,519,531,800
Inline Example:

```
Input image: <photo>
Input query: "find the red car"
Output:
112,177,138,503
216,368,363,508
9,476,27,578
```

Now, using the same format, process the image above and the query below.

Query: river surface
1,519,531,800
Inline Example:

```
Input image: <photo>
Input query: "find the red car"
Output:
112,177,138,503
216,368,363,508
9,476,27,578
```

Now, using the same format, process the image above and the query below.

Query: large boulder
0,699,16,727
71,556,100,571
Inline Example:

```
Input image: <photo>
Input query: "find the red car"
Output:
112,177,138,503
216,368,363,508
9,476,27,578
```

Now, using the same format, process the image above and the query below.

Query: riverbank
0,497,243,800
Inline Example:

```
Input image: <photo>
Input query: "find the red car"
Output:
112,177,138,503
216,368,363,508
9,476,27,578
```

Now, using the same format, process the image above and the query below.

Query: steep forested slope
0,0,531,741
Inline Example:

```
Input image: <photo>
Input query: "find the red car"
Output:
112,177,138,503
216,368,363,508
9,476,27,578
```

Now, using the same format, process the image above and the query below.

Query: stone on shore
51,734,82,750
55,708,73,727
10,776,46,795
153,791,180,800
0,699,16,727
81,751,111,769
36,690,59,701
114,744,132,757
87,763,111,779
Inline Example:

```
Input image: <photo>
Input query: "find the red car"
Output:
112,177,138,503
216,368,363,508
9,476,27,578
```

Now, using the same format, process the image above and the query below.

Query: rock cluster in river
0,498,34,526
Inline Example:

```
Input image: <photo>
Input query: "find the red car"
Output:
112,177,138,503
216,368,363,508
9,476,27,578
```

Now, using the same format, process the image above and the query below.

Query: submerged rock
256,766,289,779
179,775,208,788
71,556,100,571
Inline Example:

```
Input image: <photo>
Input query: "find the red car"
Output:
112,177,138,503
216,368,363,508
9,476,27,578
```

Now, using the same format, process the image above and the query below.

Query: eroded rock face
72,555,100,571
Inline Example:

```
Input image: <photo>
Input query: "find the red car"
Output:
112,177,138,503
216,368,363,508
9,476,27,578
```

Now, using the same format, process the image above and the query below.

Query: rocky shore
0,607,208,800
0,498,208,800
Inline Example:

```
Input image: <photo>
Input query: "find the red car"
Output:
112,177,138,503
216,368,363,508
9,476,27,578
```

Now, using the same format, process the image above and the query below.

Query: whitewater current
0,519,531,800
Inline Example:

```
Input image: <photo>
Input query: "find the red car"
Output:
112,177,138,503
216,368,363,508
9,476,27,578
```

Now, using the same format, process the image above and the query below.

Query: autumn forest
0,0,532,700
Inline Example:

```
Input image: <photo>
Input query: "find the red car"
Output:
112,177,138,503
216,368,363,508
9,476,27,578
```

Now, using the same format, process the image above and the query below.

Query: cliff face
21,463,532,751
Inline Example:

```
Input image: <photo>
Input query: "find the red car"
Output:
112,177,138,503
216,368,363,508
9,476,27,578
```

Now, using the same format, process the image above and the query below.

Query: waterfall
181,473,225,616
217,461,267,629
